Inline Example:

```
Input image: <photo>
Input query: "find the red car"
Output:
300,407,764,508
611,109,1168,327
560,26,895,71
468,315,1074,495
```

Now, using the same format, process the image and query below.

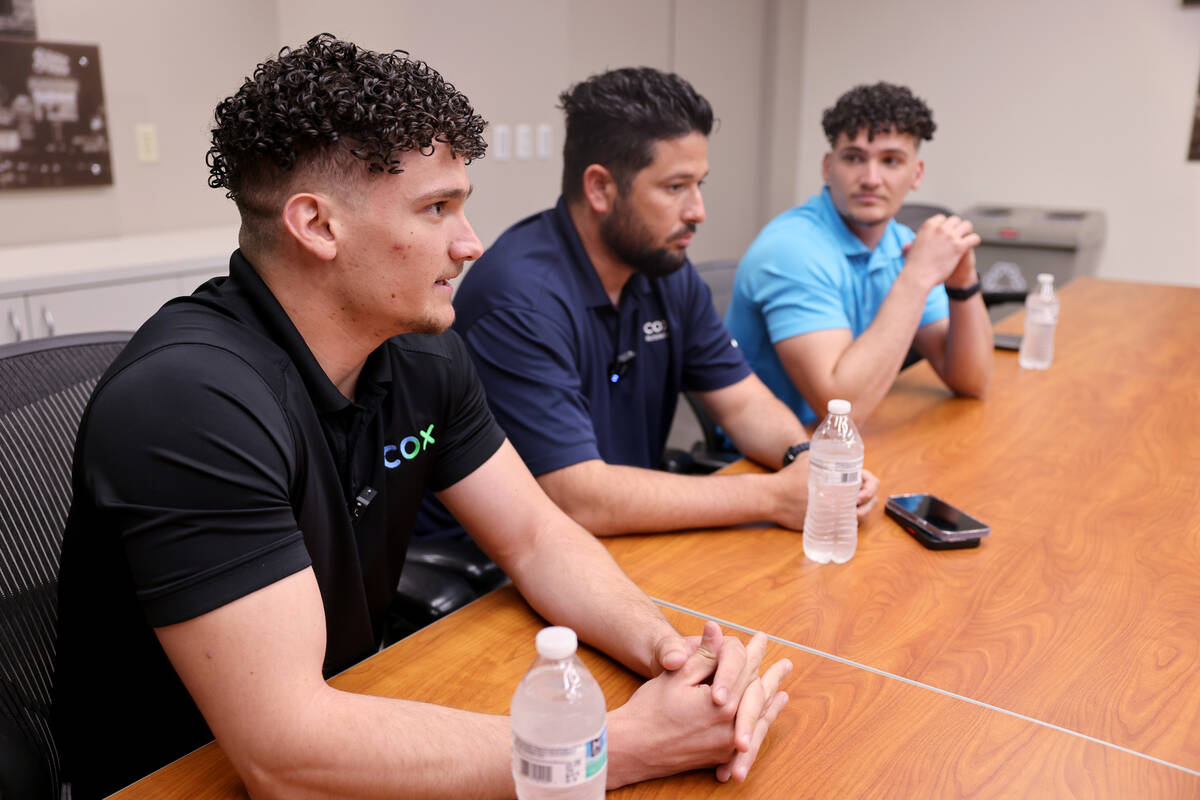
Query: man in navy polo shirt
725,82,993,427
441,67,878,538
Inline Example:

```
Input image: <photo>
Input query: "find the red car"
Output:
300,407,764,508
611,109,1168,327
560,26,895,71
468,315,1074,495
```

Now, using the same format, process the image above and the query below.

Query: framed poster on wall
0,0,36,39
1191,68,1200,161
0,39,112,189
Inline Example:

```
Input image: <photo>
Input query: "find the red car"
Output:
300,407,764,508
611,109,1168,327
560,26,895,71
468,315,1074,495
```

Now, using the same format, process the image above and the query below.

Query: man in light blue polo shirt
726,83,993,425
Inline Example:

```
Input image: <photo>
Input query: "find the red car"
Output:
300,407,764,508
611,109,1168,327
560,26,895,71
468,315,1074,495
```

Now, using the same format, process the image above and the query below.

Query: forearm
695,376,809,469
237,690,513,800
505,513,679,677
938,295,993,397
160,573,518,800
443,444,679,678
823,272,932,422
538,460,783,536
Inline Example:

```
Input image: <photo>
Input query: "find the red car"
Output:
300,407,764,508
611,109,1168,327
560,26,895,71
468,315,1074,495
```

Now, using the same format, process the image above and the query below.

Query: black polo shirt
53,250,505,799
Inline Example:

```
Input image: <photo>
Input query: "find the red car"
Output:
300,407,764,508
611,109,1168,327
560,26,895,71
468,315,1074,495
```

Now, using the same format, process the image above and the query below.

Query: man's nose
682,186,706,225
451,219,484,262
860,159,881,187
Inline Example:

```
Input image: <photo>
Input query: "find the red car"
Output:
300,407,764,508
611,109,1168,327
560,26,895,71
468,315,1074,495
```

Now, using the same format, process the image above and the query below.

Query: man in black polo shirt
52,35,790,799
434,68,880,538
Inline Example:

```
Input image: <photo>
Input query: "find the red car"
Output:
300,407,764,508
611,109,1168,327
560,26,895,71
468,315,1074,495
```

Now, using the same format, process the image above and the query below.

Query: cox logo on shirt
383,423,436,469
643,319,669,343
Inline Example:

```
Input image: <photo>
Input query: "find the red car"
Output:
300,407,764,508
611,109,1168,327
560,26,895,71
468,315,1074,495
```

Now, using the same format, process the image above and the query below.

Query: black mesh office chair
663,259,743,474
385,534,508,645
894,202,954,232
0,331,131,800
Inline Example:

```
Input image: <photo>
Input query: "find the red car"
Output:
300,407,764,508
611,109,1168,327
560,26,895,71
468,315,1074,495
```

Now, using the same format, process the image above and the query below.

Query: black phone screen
889,494,984,534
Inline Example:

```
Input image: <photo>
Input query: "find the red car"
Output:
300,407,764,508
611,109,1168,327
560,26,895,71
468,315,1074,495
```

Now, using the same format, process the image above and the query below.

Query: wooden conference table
112,279,1200,798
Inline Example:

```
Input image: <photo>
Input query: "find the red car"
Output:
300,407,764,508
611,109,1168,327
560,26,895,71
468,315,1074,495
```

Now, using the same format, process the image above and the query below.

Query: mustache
669,224,697,241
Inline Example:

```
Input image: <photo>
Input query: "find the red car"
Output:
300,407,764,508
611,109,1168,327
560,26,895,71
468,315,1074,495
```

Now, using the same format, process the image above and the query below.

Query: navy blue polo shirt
454,197,750,475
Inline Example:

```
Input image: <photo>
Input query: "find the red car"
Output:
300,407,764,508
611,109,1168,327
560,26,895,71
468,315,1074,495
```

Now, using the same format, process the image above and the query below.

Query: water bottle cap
535,626,578,660
827,399,851,416
1037,273,1054,284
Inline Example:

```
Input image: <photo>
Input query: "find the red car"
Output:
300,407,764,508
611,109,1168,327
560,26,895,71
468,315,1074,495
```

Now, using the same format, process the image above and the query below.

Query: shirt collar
814,186,905,262
551,197,654,309
228,249,392,415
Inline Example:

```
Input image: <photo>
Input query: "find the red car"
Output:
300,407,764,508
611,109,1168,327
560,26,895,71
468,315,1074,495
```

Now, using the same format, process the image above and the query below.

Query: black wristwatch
783,441,811,467
945,279,982,301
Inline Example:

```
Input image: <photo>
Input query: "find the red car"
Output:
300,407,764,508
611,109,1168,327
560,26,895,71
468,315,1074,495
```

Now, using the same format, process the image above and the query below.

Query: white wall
797,0,1200,287
0,0,797,271
2,0,275,245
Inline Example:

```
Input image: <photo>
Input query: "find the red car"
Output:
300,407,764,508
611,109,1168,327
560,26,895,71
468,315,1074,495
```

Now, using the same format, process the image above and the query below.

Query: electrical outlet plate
135,123,160,163
515,124,533,160
536,123,552,159
492,124,512,161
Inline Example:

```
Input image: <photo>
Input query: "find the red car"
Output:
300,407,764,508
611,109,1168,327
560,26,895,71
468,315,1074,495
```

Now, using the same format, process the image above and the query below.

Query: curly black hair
821,82,935,147
207,33,486,211
558,67,712,201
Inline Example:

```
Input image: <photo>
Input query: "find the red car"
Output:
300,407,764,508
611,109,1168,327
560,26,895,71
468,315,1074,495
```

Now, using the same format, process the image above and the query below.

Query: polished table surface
603,278,1200,785
111,279,1200,797
111,587,1194,799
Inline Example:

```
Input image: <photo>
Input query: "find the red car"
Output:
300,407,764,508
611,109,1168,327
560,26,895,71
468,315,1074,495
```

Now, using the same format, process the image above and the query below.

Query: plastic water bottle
803,399,864,564
1018,273,1059,370
511,627,607,799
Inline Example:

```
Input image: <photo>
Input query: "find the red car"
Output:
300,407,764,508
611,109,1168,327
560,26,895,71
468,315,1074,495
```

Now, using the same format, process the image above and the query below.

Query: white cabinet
0,225,234,345
1,295,29,344
24,275,183,338
176,268,222,295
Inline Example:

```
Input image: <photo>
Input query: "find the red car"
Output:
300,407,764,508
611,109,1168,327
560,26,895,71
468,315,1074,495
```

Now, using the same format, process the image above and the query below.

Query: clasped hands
903,214,982,291
608,621,792,788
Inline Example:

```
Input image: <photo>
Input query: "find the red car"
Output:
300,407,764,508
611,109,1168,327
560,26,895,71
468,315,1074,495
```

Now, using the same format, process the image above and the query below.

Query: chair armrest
404,536,507,593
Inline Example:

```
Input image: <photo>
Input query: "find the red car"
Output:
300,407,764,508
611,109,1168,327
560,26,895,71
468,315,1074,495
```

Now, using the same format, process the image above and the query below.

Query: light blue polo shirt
725,187,948,424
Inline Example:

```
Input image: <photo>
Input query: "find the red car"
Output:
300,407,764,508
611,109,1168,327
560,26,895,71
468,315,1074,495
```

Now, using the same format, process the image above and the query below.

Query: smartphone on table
885,493,989,550
993,332,1022,351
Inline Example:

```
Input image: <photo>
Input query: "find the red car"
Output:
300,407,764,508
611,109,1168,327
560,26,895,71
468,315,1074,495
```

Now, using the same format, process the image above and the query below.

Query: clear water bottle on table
803,399,864,564
1018,273,1059,370
511,626,607,799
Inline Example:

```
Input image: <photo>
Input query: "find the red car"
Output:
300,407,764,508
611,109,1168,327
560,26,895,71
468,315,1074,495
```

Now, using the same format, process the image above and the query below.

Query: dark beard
599,202,692,279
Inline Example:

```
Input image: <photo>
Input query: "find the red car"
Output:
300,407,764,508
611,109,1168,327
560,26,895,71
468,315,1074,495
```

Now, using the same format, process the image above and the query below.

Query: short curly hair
207,33,486,223
558,67,712,201
821,82,935,148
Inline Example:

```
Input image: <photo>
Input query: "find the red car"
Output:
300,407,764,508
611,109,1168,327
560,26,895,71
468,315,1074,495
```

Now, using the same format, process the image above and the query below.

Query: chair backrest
0,331,131,800
675,259,743,462
894,202,955,232
693,258,739,317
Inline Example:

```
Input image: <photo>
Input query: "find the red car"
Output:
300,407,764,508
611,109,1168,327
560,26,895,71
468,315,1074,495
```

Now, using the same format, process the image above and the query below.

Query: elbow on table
951,367,993,400
238,758,303,800
553,496,621,536
537,468,623,537
227,728,334,800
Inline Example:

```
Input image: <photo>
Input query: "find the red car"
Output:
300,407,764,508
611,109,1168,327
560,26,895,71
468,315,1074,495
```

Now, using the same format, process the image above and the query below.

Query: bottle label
809,455,862,487
513,726,607,786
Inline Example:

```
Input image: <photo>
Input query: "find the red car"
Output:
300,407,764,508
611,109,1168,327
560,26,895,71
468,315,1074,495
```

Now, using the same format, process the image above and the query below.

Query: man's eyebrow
412,184,474,205
662,169,709,182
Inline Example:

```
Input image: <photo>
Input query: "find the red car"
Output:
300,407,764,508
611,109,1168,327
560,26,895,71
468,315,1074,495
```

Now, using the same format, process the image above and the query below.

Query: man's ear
821,151,832,184
581,164,618,215
910,158,925,192
281,192,338,261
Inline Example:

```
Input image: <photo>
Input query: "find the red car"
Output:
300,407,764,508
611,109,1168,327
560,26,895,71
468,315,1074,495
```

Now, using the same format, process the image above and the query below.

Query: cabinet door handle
7,309,22,342
41,306,55,336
